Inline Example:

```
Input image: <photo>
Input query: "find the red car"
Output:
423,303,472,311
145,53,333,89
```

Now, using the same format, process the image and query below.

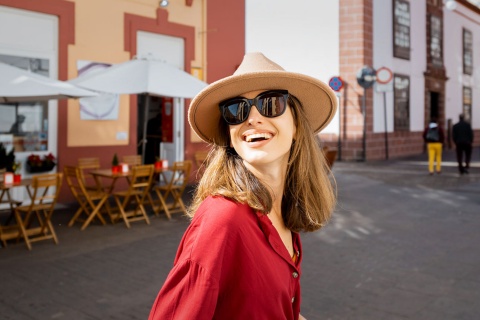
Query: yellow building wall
66,0,205,146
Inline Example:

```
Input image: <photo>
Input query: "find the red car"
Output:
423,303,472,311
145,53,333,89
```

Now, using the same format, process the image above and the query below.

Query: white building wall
372,0,427,133
245,0,340,134
444,4,480,129
0,5,58,202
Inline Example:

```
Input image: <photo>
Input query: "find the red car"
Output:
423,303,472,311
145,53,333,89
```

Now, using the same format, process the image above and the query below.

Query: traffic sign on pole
356,66,376,89
376,67,393,84
329,76,344,92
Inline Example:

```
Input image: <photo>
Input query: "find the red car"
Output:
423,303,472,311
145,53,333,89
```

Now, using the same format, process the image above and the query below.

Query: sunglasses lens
220,90,288,125
258,92,287,117
222,100,250,124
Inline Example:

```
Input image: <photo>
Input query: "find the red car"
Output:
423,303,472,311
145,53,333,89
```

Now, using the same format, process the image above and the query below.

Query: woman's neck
245,161,286,204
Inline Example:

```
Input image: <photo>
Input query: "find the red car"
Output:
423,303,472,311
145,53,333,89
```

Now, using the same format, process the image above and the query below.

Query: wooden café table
79,169,130,230
83,165,172,230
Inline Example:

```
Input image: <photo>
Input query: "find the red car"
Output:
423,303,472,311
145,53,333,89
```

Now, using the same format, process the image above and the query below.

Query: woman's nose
247,105,263,124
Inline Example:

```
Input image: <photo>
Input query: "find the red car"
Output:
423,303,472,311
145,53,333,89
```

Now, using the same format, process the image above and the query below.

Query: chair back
194,151,209,177
78,157,100,170
129,164,154,192
77,157,100,185
122,155,142,166
168,160,192,190
194,151,209,168
28,173,63,211
64,166,88,201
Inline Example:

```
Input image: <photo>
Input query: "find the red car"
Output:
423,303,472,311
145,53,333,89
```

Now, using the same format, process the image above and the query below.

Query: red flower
27,153,56,167
44,153,56,163
27,154,42,167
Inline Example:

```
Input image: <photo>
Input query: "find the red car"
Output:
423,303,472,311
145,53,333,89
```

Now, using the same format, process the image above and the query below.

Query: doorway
137,95,163,164
429,91,439,121
136,32,185,166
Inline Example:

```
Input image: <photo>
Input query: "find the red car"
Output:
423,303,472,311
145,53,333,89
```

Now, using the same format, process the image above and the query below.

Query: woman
149,52,337,320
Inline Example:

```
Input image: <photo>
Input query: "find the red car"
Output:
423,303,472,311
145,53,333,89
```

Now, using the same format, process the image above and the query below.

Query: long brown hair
188,95,336,232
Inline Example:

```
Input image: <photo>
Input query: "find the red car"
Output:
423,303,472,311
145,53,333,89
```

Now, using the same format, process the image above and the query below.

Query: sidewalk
0,149,479,320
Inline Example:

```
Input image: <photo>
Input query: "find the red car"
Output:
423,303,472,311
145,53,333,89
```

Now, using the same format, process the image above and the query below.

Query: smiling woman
149,52,338,320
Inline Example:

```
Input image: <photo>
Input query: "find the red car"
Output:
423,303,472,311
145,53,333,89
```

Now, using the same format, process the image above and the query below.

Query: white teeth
245,133,272,142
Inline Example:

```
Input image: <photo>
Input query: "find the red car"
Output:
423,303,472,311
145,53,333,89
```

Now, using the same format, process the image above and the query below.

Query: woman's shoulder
178,197,257,260
192,196,256,230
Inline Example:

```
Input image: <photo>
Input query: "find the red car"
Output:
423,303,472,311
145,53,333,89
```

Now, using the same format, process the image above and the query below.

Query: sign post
356,66,376,161
375,66,393,160
329,76,344,161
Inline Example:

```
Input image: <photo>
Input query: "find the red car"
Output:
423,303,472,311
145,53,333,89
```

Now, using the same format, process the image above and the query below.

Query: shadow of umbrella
69,56,208,163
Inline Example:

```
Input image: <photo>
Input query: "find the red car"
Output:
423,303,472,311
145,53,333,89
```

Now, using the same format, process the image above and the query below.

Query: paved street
1,150,479,320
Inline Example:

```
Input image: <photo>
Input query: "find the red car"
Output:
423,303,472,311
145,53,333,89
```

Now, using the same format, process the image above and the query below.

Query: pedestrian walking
423,118,445,175
148,52,338,320
452,114,474,174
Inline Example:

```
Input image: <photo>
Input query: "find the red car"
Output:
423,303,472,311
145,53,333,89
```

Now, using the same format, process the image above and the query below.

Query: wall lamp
444,0,458,10
159,0,169,7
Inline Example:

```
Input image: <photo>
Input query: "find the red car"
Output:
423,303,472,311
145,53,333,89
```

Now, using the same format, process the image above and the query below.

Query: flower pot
112,165,122,174
26,162,56,173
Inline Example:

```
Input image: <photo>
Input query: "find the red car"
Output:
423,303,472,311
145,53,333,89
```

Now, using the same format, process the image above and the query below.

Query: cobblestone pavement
1,149,479,319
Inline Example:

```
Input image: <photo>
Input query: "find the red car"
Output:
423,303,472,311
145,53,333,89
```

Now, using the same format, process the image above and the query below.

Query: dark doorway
429,91,439,121
137,95,163,164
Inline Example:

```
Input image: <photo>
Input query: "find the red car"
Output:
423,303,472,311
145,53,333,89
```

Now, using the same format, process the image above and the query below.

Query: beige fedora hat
188,52,337,145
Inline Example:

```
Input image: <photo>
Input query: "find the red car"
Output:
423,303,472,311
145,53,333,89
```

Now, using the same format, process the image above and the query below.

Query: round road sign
356,66,376,89
329,76,344,92
376,67,393,84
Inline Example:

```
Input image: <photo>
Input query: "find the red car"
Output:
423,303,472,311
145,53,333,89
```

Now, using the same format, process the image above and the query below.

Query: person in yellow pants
423,120,445,175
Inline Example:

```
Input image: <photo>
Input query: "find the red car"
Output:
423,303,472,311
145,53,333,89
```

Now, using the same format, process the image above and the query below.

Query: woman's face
228,90,296,170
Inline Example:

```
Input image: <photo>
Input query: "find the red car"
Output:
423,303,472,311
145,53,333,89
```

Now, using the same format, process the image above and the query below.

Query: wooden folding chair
64,166,114,230
0,169,22,248
77,157,103,191
322,146,337,169
14,173,63,250
122,155,142,167
153,160,192,219
113,164,154,228
0,168,22,223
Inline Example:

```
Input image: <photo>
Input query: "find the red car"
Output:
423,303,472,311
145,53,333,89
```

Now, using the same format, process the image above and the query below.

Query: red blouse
148,196,302,320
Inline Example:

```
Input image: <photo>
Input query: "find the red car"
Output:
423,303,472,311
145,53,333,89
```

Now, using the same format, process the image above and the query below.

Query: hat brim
189,70,338,145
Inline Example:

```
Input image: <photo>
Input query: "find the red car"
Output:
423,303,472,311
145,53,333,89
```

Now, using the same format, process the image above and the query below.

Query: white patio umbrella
69,56,208,163
0,62,98,103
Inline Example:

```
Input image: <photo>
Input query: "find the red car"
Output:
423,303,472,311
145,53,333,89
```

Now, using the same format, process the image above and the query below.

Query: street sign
356,66,376,89
329,76,344,92
375,82,393,93
376,66,393,84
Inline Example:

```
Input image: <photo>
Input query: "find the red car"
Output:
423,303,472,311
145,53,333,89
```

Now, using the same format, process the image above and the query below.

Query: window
393,74,410,131
393,0,411,60
463,86,472,123
463,28,473,75
430,15,443,67
0,54,50,152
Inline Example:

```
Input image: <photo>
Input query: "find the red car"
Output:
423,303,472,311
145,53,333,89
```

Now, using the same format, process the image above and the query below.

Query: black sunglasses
219,90,289,125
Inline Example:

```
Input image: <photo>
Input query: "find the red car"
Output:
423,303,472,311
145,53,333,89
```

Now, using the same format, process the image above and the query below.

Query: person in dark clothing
452,114,474,174
9,115,26,135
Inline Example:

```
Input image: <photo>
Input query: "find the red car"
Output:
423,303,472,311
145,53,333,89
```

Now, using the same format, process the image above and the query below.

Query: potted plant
26,153,56,173
111,153,121,173
12,161,22,183
0,142,16,173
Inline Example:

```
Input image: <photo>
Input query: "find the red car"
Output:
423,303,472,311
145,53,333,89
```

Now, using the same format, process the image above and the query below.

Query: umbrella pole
141,93,150,164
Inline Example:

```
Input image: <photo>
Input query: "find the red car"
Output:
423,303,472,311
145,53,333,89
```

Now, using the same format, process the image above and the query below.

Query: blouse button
292,272,299,278
291,297,295,303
